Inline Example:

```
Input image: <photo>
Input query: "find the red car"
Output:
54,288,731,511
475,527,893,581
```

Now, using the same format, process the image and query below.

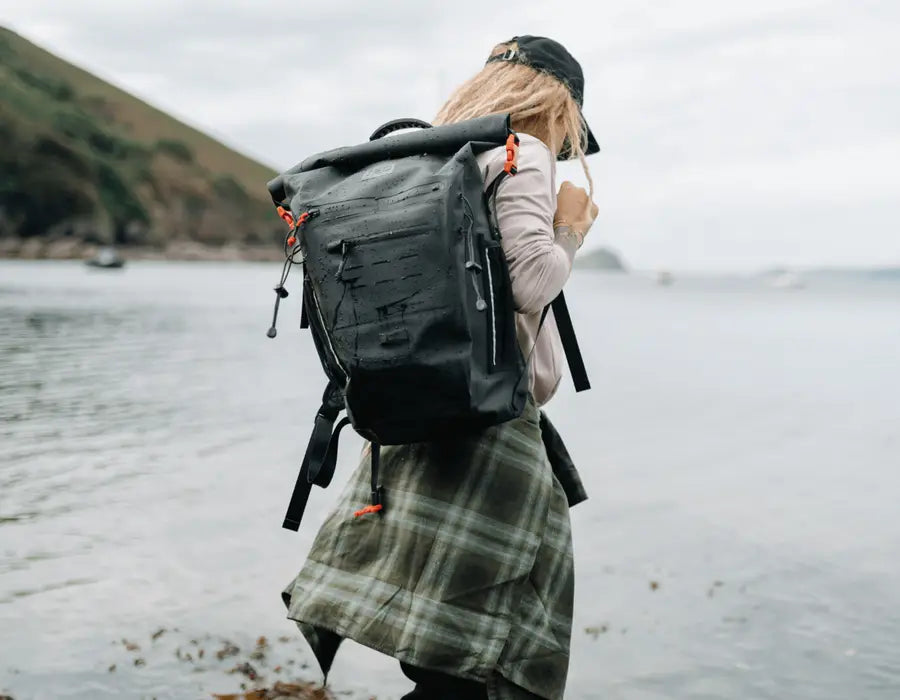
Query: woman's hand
553,181,599,237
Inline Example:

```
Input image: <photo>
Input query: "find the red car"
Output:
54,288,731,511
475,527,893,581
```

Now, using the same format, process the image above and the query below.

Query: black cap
486,35,600,159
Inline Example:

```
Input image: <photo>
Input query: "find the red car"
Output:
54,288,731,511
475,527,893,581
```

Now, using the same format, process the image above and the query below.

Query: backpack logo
360,163,395,181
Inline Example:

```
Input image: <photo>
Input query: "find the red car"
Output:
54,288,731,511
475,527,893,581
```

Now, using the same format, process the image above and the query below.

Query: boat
769,271,805,289
656,270,674,286
85,247,126,269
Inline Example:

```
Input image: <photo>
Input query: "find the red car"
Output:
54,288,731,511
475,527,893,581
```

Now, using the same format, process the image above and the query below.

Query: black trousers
399,662,489,700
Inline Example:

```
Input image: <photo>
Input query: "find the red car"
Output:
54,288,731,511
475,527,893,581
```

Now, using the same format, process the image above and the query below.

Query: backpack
265,114,589,532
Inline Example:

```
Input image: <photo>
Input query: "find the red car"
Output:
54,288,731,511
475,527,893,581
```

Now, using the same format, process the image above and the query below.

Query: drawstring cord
267,207,315,338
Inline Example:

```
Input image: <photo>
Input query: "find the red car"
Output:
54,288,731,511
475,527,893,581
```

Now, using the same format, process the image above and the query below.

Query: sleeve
491,140,577,315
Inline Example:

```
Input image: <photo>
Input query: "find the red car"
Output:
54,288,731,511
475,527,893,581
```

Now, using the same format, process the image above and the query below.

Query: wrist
553,223,585,249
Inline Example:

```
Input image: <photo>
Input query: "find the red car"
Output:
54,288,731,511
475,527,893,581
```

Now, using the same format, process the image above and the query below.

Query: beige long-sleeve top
476,134,580,407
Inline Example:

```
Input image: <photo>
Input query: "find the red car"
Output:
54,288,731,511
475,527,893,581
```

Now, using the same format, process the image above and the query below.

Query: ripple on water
1,577,97,604
2,262,900,699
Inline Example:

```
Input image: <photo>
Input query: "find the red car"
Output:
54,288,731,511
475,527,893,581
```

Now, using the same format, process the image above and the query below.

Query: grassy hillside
0,26,282,256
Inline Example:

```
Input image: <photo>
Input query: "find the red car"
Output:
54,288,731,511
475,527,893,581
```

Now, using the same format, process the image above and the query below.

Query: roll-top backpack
265,114,589,531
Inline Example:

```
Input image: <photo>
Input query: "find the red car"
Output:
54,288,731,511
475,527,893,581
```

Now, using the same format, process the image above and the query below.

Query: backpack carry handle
369,118,433,141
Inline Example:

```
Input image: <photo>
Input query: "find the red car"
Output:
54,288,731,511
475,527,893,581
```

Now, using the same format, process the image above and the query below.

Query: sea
1,260,898,700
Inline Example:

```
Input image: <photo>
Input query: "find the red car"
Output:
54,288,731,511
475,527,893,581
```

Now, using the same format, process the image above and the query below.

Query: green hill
0,26,283,259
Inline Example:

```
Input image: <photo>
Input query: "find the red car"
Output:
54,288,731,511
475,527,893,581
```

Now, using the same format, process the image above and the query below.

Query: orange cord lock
286,235,297,246
276,206,295,228
353,504,384,518
504,133,520,175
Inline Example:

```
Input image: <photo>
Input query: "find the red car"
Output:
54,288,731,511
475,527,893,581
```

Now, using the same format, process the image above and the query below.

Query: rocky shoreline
0,630,344,700
117,630,338,699
0,237,284,263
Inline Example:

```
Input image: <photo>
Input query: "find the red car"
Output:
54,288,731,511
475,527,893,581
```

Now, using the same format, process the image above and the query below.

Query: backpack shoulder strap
485,163,591,393
484,169,509,238
528,292,590,393
551,291,590,392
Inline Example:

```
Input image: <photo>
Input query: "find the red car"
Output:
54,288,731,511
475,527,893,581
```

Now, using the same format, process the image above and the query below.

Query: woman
282,35,600,700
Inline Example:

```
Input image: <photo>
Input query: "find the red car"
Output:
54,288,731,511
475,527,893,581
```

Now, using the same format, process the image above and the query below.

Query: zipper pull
458,193,486,311
461,232,486,311
267,285,290,338
336,240,353,281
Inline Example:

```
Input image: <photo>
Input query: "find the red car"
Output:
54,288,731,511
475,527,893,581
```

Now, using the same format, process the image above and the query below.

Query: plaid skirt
281,397,574,700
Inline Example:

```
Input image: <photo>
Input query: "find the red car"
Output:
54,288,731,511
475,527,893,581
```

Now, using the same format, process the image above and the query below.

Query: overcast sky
2,0,898,271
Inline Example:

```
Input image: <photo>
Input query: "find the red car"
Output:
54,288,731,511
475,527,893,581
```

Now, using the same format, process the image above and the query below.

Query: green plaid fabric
282,398,574,700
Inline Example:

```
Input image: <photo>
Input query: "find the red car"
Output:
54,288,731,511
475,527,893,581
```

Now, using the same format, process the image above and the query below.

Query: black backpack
265,114,588,531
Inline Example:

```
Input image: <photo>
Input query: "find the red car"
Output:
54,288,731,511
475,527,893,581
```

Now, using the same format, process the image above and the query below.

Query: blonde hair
433,42,593,195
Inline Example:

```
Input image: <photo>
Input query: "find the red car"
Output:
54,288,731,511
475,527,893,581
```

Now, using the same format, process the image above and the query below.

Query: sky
2,0,899,271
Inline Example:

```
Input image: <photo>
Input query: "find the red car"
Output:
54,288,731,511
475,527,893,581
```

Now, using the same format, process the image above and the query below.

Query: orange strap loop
276,205,294,229
504,133,520,175
353,504,384,518
278,209,313,247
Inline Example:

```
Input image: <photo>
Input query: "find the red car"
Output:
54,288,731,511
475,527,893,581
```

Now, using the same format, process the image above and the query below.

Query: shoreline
1,630,341,700
0,237,284,263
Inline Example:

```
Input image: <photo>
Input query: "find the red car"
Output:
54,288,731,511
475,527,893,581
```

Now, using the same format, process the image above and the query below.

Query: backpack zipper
484,247,498,367
287,206,346,382
308,281,348,383
459,193,487,317
310,183,444,223
326,225,426,251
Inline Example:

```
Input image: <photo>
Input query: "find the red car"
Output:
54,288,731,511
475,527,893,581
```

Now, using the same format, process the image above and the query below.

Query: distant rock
576,246,627,272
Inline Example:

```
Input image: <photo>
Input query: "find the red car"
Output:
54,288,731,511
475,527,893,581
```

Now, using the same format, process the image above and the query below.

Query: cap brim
584,119,600,155
557,114,600,160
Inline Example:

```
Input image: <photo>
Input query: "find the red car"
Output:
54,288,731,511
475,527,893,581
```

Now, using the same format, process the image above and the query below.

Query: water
1,261,898,699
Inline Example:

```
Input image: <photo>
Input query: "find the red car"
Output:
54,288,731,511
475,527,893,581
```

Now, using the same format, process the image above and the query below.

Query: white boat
769,271,805,289
656,270,674,286
86,247,126,269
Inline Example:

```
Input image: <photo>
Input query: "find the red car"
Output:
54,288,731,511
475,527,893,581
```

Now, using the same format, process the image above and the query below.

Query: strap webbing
370,443,383,508
550,291,590,392
527,293,589,392
282,465,313,532
311,416,351,488
300,276,310,330
484,169,509,238
282,380,344,531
